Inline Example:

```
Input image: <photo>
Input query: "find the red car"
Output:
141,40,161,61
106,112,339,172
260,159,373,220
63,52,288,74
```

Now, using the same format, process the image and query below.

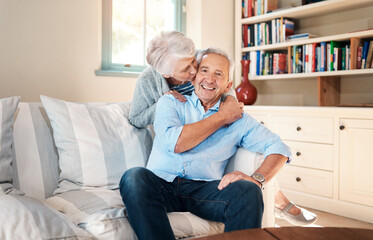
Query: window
97,0,186,77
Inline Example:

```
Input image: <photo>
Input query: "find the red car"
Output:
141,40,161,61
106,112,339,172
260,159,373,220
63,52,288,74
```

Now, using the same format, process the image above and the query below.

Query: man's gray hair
196,47,235,81
146,31,196,75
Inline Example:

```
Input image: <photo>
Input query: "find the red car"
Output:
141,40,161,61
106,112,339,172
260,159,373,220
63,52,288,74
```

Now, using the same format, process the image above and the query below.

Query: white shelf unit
240,0,373,25
234,0,373,106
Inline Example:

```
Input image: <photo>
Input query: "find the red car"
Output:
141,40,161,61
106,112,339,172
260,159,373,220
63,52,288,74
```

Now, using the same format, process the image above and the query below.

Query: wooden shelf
241,0,373,25
250,69,373,81
242,30,373,52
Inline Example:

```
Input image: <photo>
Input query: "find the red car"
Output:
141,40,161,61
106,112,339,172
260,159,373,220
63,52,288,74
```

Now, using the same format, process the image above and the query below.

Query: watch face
253,173,264,182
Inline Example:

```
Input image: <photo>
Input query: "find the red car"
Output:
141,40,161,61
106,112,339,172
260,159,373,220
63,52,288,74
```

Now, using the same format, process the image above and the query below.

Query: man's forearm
174,113,226,153
254,154,288,183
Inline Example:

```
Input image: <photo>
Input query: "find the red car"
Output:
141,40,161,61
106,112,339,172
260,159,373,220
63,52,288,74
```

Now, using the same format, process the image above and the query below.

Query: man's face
192,53,232,107
169,57,198,83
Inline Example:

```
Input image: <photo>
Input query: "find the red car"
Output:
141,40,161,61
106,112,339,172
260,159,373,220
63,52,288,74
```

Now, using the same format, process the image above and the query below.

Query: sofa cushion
46,189,224,239
12,102,60,200
0,96,22,195
40,96,153,194
0,195,93,239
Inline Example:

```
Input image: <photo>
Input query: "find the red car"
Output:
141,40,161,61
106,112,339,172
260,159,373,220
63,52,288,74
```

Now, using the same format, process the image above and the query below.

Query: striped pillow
0,195,92,239
0,96,21,195
40,95,153,194
12,102,60,200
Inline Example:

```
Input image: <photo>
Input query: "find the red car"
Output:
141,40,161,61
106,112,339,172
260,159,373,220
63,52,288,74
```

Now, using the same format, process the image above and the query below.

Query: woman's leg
273,179,318,225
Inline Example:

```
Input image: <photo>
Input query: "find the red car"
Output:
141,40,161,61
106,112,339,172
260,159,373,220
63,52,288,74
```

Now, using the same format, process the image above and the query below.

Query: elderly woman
128,31,317,226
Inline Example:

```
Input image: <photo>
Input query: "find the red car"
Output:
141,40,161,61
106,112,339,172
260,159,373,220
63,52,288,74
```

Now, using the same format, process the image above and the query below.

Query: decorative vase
235,60,257,105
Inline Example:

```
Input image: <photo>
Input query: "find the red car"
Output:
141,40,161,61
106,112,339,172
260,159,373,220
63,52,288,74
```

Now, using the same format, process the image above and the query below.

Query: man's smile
201,84,216,91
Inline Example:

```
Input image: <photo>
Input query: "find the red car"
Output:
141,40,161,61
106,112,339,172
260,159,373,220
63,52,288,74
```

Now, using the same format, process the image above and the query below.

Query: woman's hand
164,90,187,102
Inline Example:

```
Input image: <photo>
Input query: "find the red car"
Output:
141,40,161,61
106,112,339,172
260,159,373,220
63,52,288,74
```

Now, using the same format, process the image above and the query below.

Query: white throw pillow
0,96,21,195
0,195,92,239
40,95,153,194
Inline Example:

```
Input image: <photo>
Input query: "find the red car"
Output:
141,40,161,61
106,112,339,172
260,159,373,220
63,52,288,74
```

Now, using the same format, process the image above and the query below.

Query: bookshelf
234,0,373,106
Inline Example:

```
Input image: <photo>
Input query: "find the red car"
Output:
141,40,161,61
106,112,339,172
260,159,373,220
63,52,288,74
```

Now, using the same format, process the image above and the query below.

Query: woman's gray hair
196,47,234,81
146,31,196,75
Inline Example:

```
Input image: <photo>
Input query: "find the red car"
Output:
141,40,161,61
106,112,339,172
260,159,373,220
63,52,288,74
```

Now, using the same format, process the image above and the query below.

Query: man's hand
218,96,244,125
217,171,261,190
164,90,187,102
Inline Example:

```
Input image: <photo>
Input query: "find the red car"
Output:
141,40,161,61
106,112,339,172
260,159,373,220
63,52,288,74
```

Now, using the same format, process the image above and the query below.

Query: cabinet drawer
248,113,268,126
277,165,333,198
284,140,333,171
271,115,334,144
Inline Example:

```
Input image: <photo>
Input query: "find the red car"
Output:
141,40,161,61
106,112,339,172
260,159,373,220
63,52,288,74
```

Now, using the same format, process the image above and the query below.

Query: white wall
0,0,137,102
0,0,235,102
186,0,234,56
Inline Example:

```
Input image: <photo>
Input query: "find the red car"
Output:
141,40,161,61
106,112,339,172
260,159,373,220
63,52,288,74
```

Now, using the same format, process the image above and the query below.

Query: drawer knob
296,152,301,156
296,126,302,131
296,177,301,182
340,125,345,130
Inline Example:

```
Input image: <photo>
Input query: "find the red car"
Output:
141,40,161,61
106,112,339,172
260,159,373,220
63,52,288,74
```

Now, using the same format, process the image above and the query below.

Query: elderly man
120,47,291,240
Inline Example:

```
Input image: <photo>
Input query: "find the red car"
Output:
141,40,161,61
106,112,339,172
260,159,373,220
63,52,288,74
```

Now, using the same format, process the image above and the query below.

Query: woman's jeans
119,167,263,240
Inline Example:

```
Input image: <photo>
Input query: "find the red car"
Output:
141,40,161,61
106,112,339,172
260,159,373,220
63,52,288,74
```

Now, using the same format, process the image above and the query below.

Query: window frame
96,0,186,77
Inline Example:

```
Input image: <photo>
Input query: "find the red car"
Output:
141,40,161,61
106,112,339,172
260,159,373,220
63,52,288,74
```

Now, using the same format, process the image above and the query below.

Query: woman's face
170,57,198,84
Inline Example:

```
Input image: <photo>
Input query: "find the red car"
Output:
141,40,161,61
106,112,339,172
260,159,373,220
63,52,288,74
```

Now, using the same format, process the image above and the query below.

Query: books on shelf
356,40,373,69
242,17,295,47
245,51,287,76
242,0,278,18
243,37,373,76
289,41,351,74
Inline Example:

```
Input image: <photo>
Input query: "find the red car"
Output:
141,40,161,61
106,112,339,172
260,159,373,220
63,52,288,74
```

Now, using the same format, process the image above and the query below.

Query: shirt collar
191,91,221,112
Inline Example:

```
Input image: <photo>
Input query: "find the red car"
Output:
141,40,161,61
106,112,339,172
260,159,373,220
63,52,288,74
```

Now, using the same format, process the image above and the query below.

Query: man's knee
231,180,263,208
119,167,151,197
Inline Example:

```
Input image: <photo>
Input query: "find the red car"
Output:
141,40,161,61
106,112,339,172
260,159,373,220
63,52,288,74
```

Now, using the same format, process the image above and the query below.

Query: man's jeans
119,167,263,240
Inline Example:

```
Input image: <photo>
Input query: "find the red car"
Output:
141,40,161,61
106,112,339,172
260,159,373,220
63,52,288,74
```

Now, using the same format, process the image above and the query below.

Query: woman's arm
129,67,169,128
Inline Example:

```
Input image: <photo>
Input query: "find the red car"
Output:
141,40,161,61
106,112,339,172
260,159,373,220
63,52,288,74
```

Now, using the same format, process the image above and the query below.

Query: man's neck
201,99,220,112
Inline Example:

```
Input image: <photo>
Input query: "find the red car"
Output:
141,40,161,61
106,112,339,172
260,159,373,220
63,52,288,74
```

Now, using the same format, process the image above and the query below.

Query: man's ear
224,81,233,93
162,74,170,79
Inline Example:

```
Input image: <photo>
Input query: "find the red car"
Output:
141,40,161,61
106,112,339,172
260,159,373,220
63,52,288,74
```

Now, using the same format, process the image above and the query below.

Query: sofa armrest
224,148,275,228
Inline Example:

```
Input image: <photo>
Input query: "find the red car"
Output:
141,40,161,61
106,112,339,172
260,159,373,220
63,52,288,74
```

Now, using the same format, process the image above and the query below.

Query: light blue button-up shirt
146,92,291,182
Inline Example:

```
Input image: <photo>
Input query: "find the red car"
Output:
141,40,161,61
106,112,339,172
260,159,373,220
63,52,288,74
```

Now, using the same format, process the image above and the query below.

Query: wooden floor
276,206,373,230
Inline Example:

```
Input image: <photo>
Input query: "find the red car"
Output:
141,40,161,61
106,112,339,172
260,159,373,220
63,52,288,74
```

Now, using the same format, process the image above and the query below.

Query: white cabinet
339,118,373,207
244,106,373,224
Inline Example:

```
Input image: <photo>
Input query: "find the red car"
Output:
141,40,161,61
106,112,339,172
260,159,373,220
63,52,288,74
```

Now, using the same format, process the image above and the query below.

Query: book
330,41,343,71
361,40,370,69
341,47,346,71
365,41,373,69
316,46,321,72
283,18,295,41
312,43,317,72
356,46,363,69
327,43,331,71
287,33,317,41
249,51,257,76
265,0,278,13
320,42,326,71
242,25,248,47
256,50,261,75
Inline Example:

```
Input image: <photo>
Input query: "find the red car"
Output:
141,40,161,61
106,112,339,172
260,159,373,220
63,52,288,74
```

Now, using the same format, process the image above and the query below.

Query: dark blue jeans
119,167,263,240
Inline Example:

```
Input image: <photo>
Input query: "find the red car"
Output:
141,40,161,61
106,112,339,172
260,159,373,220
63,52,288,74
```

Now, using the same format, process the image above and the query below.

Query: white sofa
0,96,274,240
